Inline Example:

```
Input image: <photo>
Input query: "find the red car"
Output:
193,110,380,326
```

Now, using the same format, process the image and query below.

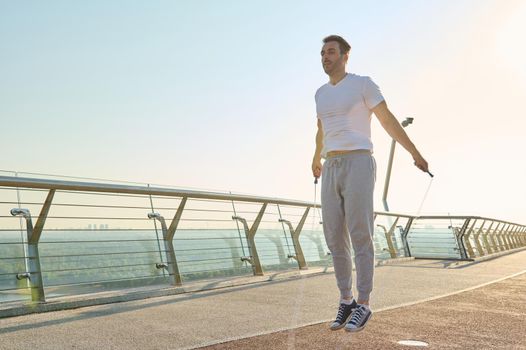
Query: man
311,35,429,332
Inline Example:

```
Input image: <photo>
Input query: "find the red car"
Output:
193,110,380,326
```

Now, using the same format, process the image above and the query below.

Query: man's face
321,41,347,75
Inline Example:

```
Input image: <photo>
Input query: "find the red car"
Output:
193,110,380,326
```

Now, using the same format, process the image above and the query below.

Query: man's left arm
372,101,429,173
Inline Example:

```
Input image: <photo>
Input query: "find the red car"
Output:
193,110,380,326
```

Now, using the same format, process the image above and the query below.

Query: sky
1,0,525,223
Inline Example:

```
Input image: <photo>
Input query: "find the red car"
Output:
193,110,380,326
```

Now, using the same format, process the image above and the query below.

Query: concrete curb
472,246,526,262
0,266,334,319
376,256,415,266
443,246,526,268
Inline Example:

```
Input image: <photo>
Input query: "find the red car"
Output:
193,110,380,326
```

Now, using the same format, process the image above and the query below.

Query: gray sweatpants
321,150,376,302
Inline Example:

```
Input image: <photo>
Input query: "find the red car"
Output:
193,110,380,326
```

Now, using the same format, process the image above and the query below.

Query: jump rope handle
426,171,434,178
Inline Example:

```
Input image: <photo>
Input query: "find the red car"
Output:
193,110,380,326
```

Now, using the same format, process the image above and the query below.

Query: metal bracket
155,263,168,270
148,210,183,286
240,256,253,264
376,217,399,259
10,189,54,303
167,197,187,241
231,203,266,276
278,206,309,270
16,272,31,281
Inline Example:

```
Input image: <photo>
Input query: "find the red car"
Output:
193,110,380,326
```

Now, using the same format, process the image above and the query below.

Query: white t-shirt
315,73,384,158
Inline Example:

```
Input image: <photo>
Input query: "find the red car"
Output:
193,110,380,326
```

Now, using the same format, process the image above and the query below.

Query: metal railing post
473,220,486,257
232,203,267,276
510,227,516,248
147,197,186,286
512,226,521,248
511,225,520,248
489,222,501,252
510,226,518,248
462,219,477,258
377,217,400,258
507,224,516,249
456,218,471,259
506,224,515,249
510,225,519,249
279,207,310,270
517,227,525,247
10,189,55,303
401,217,414,257
502,223,512,250
500,223,510,250
482,221,495,254
497,223,507,251
491,223,501,252
518,227,523,246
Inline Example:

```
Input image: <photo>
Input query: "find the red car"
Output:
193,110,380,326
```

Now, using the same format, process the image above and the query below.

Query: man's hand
412,152,429,173
312,156,322,179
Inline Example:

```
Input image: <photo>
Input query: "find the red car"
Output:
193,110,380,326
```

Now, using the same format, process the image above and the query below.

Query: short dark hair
322,35,351,55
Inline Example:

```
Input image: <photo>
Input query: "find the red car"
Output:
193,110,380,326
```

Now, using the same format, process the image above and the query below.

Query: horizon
1,0,525,223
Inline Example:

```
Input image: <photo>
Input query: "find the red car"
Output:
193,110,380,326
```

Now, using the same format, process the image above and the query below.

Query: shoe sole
344,312,372,333
330,322,346,331
329,312,355,331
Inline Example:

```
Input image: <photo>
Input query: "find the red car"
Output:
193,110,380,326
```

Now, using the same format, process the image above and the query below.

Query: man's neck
329,71,347,85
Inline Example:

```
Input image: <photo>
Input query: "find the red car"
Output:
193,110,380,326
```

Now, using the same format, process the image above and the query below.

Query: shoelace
349,307,365,325
335,304,347,321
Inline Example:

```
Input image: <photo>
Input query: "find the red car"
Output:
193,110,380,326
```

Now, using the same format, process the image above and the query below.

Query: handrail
1,176,523,227
0,176,319,208
416,215,524,227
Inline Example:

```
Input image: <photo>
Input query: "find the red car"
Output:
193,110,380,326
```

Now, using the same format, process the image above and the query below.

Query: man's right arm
312,118,323,178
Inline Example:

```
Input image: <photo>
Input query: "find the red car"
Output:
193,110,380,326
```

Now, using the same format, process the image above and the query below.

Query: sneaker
329,300,357,330
345,304,373,332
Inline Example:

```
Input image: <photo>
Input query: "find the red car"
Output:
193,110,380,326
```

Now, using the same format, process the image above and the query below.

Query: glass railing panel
170,198,254,280
371,214,413,259
39,230,170,297
299,227,331,268
255,230,297,271
407,218,464,259
174,229,253,281
255,204,299,271
0,232,30,303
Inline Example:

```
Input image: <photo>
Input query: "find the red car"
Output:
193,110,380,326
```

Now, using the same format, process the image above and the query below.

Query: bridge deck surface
1,250,525,349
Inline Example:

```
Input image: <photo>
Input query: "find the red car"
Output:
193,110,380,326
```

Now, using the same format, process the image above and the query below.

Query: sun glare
494,2,526,83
